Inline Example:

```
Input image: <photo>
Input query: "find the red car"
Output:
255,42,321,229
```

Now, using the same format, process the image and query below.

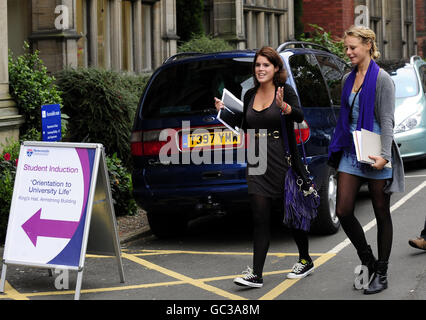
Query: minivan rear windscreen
141,58,254,118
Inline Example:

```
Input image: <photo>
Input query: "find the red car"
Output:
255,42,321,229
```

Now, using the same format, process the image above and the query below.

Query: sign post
0,141,125,300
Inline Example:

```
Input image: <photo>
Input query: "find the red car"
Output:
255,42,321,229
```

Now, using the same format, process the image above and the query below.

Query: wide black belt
253,130,281,139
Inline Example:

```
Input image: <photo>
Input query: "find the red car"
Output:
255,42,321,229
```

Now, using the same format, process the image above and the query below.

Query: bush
299,24,349,62
178,34,235,53
8,42,64,137
56,68,150,168
0,140,20,242
106,153,137,216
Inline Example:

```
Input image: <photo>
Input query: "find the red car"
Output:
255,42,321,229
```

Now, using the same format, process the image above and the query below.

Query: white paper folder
352,128,392,168
216,88,244,135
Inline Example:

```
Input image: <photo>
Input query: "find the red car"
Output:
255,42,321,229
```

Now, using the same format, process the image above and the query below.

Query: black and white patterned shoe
233,266,263,288
287,259,314,279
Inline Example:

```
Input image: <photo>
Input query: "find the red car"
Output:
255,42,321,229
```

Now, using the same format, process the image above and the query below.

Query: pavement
1,161,425,309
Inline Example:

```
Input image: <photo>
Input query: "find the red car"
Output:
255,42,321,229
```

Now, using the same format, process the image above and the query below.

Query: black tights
336,172,392,262
250,194,311,277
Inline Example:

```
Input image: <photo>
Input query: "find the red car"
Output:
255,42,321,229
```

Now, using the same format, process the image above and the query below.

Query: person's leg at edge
421,217,426,239
408,216,426,250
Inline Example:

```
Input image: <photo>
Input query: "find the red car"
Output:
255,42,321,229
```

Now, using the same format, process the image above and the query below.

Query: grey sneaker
233,266,263,288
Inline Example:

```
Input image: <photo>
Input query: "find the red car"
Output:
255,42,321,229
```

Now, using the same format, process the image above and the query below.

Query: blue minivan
131,42,350,237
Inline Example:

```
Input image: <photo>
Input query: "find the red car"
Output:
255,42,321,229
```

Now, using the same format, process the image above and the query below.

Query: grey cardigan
342,69,405,193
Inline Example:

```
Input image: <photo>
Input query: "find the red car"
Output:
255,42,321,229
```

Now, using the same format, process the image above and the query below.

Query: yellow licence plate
182,130,242,149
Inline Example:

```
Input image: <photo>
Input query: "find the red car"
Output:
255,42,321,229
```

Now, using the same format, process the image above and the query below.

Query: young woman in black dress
215,47,314,288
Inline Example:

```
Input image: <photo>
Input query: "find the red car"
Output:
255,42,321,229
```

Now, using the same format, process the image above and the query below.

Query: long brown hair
253,46,288,88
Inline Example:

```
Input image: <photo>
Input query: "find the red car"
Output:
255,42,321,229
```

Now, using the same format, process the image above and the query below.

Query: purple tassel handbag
281,115,320,232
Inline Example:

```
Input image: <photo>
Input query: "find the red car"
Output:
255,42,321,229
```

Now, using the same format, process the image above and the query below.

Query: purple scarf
329,59,380,156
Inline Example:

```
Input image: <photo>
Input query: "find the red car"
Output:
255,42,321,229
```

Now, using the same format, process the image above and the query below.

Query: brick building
302,0,424,60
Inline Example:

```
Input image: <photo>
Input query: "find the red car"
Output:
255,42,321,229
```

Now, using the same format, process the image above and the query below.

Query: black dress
243,85,304,199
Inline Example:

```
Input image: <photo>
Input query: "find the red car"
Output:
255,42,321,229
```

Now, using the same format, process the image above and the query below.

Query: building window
243,1,287,49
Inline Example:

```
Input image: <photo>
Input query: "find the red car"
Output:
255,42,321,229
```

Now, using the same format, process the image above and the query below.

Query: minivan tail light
131,129,179,157
131,131,143,156
294,120,310,144
142,130,167,156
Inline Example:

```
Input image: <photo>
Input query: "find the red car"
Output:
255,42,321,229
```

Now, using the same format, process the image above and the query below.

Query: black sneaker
233,267,263,288
287,259,314,279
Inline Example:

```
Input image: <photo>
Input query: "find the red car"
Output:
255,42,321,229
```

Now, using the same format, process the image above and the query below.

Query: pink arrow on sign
21,208,79,247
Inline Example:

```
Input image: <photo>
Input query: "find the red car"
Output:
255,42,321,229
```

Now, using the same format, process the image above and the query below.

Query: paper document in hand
352,128,391,168
217,88,244,135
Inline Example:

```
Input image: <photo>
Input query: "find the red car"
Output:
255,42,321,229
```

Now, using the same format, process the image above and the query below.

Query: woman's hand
368,155,388,170
214,97,224,112
276,87,292,114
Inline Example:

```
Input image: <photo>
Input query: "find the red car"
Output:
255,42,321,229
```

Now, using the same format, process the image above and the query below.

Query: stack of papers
352,129,392,168
216,88,244,135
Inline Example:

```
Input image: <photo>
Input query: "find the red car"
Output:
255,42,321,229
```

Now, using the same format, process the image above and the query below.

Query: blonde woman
328,26,404,294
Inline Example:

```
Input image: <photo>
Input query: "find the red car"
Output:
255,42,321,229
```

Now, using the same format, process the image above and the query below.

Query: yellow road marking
122,253,247,300
24,268,294,297
259,253,336,300
132,249,325,257
1,281,30,300
27,279,186,297
0,250,330,300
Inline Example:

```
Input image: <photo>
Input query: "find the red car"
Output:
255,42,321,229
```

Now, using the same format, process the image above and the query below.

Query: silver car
392,56,426,161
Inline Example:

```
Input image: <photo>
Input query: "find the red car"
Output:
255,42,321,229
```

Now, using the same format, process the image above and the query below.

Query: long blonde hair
344,26,380,60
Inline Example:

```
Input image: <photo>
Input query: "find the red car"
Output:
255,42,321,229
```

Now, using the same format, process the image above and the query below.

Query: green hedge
106,153,137,217
0,141,20,242
8,42,63,137
299,24,348,62
178,34,235,53
56,68,150,168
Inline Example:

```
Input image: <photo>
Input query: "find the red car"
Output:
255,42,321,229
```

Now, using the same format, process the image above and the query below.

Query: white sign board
0,142,125,299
